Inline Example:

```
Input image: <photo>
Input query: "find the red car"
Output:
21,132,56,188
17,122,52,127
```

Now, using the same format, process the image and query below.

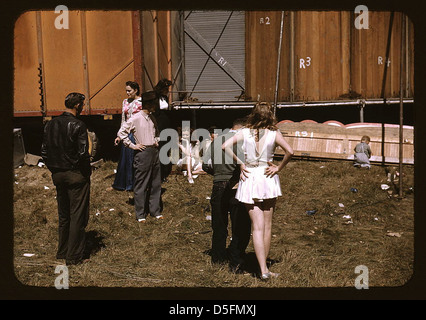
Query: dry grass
13,158,414,289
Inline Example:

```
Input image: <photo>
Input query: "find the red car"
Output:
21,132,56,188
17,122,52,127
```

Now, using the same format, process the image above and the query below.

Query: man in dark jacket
41,92,91,265
202,118,251,273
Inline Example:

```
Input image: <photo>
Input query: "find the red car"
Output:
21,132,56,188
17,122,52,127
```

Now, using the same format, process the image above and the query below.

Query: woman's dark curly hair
125,81,140,96
245,102,278,131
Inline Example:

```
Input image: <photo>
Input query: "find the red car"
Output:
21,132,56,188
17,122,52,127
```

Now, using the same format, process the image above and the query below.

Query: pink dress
112,98,142,191
121,98,142,125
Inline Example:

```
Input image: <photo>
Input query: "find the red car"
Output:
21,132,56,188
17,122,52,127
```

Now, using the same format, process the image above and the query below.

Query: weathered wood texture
275,121,414,164
245,11,414,103
245,11,291,102
85,11,134,111
293,11,351,101
142,10,173,92
14,11,135,116
14,10,414,116
14,12,40,114
350,11,414,99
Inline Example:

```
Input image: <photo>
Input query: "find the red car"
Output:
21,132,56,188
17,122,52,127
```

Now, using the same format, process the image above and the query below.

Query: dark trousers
210,180,251,267
52,170,90,263
133,147,162,219
158,140,172,182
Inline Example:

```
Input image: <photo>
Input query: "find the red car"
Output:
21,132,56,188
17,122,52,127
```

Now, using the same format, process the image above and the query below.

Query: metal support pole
171,98,414,110
274,11,285,116
36,12,47,118
80,11,91,114
179,11,186,101
359,100,365,123
152,10,159,87
289,11,295,102
399,13,405,198
380,12,394,166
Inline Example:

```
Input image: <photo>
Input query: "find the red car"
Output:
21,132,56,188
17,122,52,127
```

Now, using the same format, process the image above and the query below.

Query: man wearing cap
117,91,163,223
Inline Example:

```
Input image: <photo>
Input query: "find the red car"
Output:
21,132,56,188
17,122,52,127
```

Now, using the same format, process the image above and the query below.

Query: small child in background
353,135,372,169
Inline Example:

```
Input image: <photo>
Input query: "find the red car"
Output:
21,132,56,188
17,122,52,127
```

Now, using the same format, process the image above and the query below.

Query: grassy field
13,158,414,291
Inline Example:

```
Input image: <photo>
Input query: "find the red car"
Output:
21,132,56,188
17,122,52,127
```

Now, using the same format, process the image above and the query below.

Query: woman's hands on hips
240,163,250,181
265,161,279,177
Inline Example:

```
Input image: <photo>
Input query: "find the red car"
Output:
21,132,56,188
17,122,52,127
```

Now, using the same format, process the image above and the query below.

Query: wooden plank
294,11,351,101
13,12,41,114
157,11,170,81
245,11,290,101
132,11,143,88
141,10,158,90
340,11,351,96
86,11,134,110
41,11,85,112
350,11,409,99
170,11,184,102
275,121,414,164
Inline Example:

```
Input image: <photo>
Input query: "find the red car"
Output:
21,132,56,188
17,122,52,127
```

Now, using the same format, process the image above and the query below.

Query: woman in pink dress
223,102,294,280
112,81,142,192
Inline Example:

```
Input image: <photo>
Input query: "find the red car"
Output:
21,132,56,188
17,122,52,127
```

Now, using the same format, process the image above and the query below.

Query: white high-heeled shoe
261,272,280,280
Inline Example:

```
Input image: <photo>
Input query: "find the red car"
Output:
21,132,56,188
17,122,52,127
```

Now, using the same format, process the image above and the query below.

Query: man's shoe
138,218,146,223
155,215,163,220
229,264,244,274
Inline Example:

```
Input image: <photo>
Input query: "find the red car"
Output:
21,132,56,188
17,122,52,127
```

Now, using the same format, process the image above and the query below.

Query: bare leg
262,198,276,260
246,202,269,275
186,156,194,183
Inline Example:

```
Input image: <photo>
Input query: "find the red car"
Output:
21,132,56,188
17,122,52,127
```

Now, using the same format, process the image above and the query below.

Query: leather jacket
41,112,91,176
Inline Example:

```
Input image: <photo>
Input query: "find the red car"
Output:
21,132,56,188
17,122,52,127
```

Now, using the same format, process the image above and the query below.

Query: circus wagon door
182,11,246,103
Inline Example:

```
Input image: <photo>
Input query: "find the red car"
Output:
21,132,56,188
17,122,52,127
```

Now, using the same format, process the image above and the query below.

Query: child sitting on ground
176,127,205,183
353,135,372,169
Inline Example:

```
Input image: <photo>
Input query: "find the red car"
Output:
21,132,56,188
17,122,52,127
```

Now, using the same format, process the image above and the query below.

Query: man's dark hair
65,92,85,109
208,126,217,134
233,117,247,128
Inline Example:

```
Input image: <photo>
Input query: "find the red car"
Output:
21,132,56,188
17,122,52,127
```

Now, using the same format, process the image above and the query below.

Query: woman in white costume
223,102,293,280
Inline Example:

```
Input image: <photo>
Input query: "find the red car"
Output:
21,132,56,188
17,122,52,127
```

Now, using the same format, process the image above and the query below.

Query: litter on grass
23,253,35,257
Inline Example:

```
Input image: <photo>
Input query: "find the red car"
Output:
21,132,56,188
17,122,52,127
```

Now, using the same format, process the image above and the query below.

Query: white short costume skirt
235,166,282,204
177,157,202,178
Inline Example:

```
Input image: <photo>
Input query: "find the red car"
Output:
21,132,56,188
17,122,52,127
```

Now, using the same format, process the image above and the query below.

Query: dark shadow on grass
83,230,106,259
203,249,281,279
239,253,282,278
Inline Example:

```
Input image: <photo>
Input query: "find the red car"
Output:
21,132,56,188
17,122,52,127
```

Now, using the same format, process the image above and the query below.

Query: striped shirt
117,110,159,149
